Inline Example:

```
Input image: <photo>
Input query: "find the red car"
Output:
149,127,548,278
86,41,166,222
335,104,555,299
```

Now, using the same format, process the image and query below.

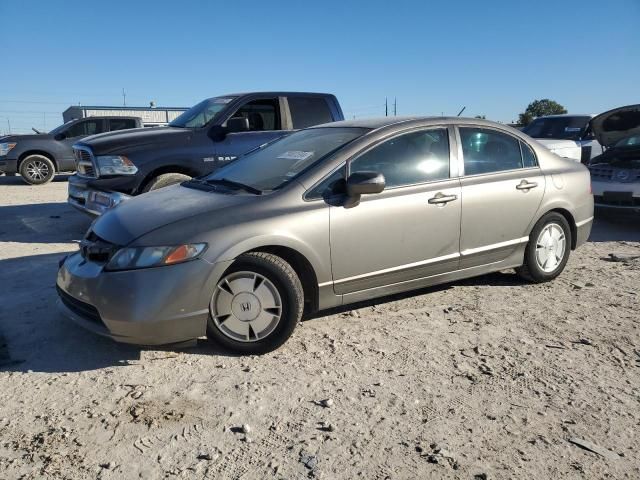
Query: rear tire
207,252,304,355
19,155,55,185
142,173,191,192
516,212,572,283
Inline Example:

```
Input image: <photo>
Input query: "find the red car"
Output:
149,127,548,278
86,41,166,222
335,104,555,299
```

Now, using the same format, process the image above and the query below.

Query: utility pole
385,97,388,117
393,97,397,116
7,118,11,134
122,88,127,107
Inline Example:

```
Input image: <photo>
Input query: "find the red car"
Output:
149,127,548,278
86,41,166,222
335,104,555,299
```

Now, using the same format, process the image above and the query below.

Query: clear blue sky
1,0,638,134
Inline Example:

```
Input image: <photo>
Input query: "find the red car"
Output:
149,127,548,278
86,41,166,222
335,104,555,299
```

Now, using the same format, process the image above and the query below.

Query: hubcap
210,271,282,342
26,160,50,181
535,223,566,273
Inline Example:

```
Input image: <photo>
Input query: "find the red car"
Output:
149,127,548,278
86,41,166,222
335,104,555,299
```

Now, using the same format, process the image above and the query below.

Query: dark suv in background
0,116,143,184
68,92,344,215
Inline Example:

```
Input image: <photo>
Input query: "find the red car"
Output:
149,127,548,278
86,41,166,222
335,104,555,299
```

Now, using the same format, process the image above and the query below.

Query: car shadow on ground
0,174,72,185
0,202,91,243
589,215,640,242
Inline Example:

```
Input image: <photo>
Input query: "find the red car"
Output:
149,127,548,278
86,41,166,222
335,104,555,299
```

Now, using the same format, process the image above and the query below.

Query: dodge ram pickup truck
0,116,143,184
68,92,344,215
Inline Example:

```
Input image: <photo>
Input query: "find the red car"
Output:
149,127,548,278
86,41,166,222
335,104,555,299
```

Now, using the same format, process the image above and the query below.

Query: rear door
213,97,288,165
457,126,545,268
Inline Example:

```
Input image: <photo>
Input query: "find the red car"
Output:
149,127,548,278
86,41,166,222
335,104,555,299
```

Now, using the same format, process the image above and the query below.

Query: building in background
62,105,188,127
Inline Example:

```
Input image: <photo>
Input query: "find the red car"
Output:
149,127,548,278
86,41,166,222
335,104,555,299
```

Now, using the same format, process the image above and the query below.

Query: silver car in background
57,117,594,354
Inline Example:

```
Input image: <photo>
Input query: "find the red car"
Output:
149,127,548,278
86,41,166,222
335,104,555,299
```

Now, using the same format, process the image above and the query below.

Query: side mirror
54,132,67,141
226,117,249,133
346,171,386,196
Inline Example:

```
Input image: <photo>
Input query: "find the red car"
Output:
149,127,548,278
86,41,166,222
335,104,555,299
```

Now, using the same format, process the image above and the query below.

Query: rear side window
350,128,450,188
109,118,137,131
289,97,333,129
520,141,538,168
459,127,523,175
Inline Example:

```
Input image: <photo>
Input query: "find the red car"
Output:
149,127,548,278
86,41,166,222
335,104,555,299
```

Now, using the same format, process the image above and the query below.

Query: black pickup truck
0,116,143,184
68,92,344,215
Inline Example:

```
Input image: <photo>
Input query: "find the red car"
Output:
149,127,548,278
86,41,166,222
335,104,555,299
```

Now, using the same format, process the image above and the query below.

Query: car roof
215,91,335,98
312,116,517,131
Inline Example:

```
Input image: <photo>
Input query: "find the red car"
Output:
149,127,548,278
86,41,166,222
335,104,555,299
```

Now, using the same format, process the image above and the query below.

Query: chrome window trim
460,237,529,256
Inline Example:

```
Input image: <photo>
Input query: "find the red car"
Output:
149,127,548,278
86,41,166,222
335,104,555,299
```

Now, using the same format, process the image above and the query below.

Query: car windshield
169,97,237,128
203,127,369,192
614,135,640,147
523,116,591,141
48,120,74,135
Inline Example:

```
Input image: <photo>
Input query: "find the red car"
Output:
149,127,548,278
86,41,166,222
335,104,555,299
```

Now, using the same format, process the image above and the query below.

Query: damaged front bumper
68,175,131,216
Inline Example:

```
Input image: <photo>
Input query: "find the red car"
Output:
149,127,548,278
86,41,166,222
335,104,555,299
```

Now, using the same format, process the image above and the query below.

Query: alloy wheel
25,160,50,181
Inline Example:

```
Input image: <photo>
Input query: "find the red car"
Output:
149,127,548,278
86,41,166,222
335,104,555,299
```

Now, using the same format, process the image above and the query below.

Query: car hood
76,126,193,155
92,183,262,246
1,133,53,142
590,104,640,148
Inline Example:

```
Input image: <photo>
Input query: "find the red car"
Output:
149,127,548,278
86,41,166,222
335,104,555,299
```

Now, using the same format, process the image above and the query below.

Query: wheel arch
136,164,199,193
532,207,578,250
18,150,58,171
215,238,323,315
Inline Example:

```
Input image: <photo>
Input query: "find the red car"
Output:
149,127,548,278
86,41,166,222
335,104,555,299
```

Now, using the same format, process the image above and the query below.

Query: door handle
428,192,458,205
516,180,538,191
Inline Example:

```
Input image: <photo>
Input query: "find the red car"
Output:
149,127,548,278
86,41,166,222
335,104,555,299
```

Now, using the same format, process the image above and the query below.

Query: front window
66,119,103,138
203,127,368,192
229,98,280,131
170,97,236,128
522,116,591,141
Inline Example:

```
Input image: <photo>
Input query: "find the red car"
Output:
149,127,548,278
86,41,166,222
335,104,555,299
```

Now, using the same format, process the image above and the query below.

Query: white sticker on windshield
277,150,315,161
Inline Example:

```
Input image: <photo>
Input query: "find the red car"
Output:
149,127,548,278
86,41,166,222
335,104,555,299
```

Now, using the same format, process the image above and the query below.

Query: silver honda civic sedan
57,117,594,354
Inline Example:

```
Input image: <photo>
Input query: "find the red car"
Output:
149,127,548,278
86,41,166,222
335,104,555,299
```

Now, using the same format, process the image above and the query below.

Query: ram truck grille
74,147,98,178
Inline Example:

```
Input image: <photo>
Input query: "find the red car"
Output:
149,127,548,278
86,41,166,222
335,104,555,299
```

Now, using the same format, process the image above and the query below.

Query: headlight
0,142,17,156
95,155,138,176
105,243,207,271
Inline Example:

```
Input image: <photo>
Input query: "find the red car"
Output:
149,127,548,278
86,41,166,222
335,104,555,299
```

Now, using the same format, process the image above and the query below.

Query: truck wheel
142,173,191,192
207,252,304,354
19,155,55,185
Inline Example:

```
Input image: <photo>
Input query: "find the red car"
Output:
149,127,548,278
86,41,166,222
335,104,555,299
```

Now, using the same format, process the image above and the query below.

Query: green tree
518,99,567,126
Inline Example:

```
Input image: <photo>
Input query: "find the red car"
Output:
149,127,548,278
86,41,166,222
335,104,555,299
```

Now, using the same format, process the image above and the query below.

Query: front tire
517,212,572,283
207,252,304,354
19,155,55,185
141,173,191,192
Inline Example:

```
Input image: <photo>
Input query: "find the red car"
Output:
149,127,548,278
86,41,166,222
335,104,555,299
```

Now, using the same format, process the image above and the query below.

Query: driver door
330,127,461,295
213,97,289,167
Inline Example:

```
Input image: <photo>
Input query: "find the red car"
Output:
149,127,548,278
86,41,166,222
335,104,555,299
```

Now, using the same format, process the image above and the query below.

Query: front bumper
56,251,232,345
68,175,131,216
591,180,640,213
0,157,17,174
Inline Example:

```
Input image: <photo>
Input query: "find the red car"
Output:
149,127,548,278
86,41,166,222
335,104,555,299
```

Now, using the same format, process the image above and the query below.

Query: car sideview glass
109,118,137,131
350,128,450,187
229,98,281,131
66,119,103,138
289,97,334,129
460,127,524,175
203,127,368,191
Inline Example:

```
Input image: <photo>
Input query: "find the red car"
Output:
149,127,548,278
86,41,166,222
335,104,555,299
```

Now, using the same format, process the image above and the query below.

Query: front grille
74,147,98,178
57,286,103,325
589,166,640,182
594,195,640,208
80,230,119,263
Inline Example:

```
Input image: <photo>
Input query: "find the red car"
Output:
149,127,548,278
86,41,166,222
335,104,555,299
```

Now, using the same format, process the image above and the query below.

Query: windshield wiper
205,178,262,195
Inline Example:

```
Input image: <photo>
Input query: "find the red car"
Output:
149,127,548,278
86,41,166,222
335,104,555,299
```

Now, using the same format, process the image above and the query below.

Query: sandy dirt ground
0,174,639,480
